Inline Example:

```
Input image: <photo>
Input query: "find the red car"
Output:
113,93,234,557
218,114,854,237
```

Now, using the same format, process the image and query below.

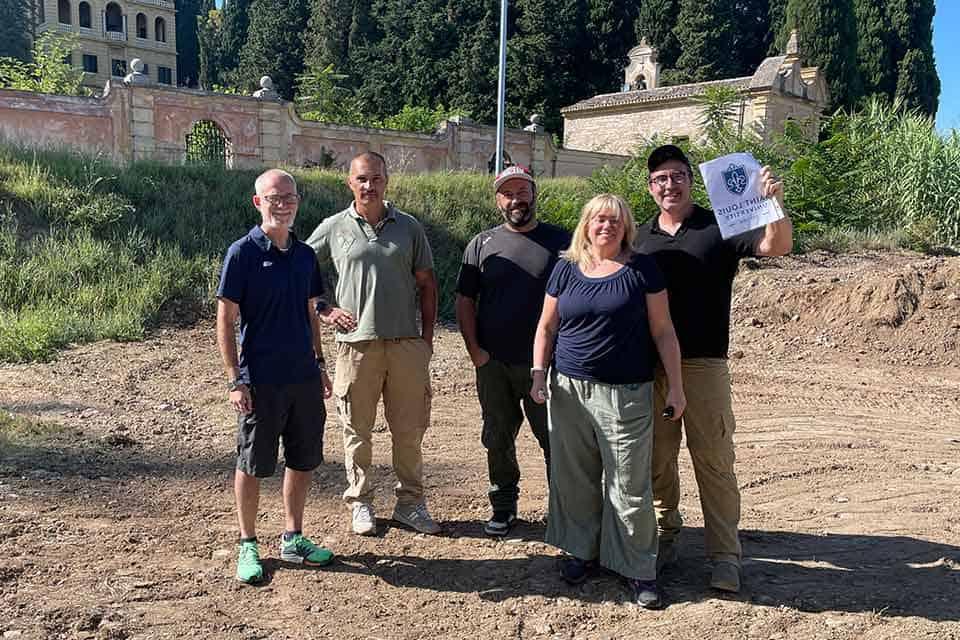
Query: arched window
58,0,71,25
78,1,91,27
155,17,166,42
136,13,147,39
104,3,123,32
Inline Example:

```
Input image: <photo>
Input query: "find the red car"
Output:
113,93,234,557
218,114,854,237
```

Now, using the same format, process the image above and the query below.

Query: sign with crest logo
698,152,785,239
722,163,748,195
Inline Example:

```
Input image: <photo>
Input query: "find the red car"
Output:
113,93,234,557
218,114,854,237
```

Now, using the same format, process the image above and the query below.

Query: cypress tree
584,0,641,94
672,0,738,83
0,0,33,61
766,0,787,54
236,0,310,98
886,0,939,116
197,3,222,88
508,0,589,132
220,0,254,73
175,0,203,86
635,0,681,72
853,0,895,100
780,0,861,110
733,0,775,73
303,0,353,71
895,49,938,116
447,0,499,123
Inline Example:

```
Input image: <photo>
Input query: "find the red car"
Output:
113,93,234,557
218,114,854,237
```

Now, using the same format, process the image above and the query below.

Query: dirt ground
1,251,959,640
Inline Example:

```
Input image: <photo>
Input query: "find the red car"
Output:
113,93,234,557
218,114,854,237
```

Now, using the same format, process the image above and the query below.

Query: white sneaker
351,502,376,536
391,502,441,535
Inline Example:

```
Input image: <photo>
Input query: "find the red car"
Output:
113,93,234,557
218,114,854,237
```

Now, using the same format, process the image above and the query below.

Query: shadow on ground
322,527,960,621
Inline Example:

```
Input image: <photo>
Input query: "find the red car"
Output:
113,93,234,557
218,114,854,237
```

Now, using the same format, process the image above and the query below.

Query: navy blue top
546,253,666,385
217,226,324,385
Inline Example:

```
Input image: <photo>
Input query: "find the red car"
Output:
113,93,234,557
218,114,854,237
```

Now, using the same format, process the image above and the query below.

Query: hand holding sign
698,152,785,239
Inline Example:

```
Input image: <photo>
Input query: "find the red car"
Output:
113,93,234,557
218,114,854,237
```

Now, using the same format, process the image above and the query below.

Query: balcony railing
106,30,127,41
133,37,170,50
130,0,176,10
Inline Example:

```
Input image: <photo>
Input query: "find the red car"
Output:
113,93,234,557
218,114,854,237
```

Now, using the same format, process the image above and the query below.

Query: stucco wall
0,87,124,159
0,83,628,176
564,102,708,155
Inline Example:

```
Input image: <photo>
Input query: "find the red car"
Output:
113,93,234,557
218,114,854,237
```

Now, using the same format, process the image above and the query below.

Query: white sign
698,152,784,240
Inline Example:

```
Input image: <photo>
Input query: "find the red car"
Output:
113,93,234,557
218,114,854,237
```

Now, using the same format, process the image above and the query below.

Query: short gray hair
255,168,297,194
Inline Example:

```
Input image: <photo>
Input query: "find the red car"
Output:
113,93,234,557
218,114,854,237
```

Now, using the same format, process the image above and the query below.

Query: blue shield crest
722,164,748,195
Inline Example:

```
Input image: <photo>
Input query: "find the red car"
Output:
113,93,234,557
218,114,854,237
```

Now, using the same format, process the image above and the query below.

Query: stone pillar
129,83,156,162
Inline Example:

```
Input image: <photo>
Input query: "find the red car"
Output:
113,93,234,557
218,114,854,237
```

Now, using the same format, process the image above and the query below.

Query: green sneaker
236,541,263,584
279,534,334,567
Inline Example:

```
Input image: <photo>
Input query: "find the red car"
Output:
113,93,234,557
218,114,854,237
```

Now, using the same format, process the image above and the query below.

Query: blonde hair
560,193,637,270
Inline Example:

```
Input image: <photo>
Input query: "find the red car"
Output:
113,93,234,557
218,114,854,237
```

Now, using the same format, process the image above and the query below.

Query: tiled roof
749,55,787,89
561,77,751,114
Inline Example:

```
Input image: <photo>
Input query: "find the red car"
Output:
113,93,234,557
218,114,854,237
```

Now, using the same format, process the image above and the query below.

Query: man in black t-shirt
635,145,793,593
455,165,571,537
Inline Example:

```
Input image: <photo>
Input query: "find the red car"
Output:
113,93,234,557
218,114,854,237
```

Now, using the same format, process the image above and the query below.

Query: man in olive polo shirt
307,151,440,536
635,145,792,594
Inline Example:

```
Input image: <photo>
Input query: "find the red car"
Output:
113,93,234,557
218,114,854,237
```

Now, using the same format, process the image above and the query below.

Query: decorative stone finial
253,75,278,100
523,114,545,133
123,58,152,86
786,30,800,57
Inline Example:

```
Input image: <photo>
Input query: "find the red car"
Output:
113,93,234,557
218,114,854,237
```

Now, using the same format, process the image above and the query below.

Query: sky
935,1,959,131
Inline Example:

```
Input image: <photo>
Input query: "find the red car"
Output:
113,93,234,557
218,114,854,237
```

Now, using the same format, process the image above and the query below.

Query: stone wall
564,101,733,155
0,82,627,176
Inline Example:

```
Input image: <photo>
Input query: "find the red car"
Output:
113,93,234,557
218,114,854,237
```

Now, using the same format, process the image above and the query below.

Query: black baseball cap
647,144,692,173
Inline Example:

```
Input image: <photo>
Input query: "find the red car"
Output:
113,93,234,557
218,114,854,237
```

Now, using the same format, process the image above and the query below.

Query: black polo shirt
635,205,762,359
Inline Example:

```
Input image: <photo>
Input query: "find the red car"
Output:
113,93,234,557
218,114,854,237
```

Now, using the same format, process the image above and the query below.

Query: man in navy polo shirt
635,145,792,594
216,168,334,584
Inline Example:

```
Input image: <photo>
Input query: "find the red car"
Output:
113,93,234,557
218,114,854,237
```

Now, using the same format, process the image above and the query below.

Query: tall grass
2,98,956,363
0,144,593,361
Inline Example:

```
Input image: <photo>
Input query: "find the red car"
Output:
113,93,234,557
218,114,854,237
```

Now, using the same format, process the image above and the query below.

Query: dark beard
501,205,534,228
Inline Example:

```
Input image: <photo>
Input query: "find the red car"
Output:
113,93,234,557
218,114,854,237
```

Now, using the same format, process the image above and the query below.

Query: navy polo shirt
217,226,324,385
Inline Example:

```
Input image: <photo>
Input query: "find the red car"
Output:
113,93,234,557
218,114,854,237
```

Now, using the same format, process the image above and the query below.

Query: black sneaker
560,557,593,585
484,510,516,537
628,579,663,609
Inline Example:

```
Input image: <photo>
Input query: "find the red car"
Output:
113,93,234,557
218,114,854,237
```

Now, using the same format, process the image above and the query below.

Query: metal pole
495,0,508,174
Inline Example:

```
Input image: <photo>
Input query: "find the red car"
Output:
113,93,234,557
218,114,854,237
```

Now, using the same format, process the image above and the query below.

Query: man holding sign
635,145,792,593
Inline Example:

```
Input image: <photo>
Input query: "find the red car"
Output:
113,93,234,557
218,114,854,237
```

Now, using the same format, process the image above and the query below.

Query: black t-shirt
546,254,665,385
635,205,762,359
456,222,571,365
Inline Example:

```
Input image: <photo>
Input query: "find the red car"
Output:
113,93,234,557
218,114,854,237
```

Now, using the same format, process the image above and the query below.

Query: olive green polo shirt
307,201,434,342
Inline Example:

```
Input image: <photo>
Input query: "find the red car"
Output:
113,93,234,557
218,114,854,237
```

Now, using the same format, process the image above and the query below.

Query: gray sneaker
392,502,441,535
351,502,376,536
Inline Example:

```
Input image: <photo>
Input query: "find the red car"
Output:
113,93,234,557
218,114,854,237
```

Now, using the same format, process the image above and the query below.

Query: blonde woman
530,194,685,609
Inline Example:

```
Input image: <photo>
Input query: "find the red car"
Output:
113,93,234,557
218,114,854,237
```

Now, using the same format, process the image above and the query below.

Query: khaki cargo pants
652,358,742,566
334,338,432,505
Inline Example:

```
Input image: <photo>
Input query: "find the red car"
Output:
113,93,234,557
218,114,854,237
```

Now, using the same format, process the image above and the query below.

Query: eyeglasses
261,194,300,206
648,171,690,188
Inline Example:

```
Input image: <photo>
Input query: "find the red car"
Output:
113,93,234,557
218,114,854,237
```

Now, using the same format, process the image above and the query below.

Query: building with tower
562,31,829,155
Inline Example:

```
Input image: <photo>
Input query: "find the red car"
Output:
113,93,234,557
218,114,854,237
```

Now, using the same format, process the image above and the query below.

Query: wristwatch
227,378,246,392
530,367,546,377
316,357,327,374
